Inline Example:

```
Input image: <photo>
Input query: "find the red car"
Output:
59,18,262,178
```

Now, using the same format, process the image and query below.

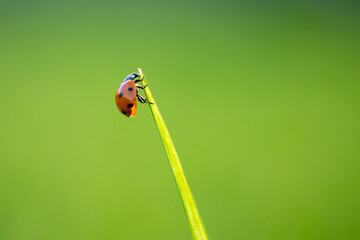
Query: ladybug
115,73,150,117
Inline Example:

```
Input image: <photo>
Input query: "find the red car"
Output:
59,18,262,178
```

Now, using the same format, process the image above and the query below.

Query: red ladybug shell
115,80,137,117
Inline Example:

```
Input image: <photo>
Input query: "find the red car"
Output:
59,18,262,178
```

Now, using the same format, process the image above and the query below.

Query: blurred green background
1,0,360,239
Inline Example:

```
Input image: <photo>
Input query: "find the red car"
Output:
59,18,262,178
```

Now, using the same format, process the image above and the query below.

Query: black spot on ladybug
128,87,133,91
119,92,123,97
127,103,134,108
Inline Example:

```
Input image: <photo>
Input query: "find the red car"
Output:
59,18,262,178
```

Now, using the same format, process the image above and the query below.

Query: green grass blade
138,68,209,240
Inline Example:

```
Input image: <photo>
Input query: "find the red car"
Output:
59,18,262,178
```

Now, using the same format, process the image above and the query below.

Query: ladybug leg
136,83,153,104
136,84,149,90
137,93,154,104
134,79,149,89
137,94,147,104
134,76,144,84
135,84,144,90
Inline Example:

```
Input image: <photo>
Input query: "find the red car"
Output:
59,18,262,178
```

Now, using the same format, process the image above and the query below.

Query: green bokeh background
1,1,359,239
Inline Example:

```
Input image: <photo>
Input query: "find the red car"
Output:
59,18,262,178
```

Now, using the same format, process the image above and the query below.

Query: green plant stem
138,68,208,240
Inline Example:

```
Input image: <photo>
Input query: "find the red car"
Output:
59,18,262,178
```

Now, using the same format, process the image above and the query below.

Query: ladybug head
124,73,140,82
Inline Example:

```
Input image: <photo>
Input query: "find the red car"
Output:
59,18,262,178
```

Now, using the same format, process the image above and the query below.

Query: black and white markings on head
123,73,139,82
